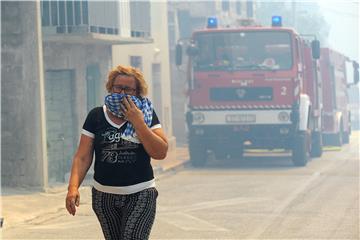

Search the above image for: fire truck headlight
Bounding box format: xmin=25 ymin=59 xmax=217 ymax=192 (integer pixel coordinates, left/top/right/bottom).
xmin=193 ymin=112 xmax=205 ymax=124
xmin=278 ymin=111 xmax=290 ymax=122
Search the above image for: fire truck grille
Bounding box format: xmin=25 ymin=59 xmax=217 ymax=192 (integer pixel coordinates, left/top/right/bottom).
xmin=210 ymin=87 xmax=273 ymax=101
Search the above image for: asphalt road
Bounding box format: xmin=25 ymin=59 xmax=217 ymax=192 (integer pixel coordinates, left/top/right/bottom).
xmin=2 ymin=134 xmax=359 ymax=240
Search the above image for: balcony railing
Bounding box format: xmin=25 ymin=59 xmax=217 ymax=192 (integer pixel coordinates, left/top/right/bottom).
xmin=42 ymin=25 xmax=152 ymax=45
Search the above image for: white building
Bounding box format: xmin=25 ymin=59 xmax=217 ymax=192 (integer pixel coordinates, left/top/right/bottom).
xmin=1 ymin=1 xmax=175 ymax=188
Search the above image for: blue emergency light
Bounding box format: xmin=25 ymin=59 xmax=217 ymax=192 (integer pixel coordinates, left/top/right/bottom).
xmin=272 ymin=16 xmax=282 ymax=27
xmin=207 ymin=17 xmax=218 ymax=28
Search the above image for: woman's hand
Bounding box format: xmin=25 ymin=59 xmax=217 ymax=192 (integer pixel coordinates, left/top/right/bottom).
xmin=120 ymin=95 xmax=168 ymax=159
xmin=120 ymin=96 xmax=145 ymax=127
xmin=66 ymin=187 xmax=80 ymax=216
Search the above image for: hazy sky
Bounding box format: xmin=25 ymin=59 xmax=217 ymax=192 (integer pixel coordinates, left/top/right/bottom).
xmin=261 ymin=0 xmax=358 ymax=60
xmin=317 ymin=0 xmax=359 ymax=61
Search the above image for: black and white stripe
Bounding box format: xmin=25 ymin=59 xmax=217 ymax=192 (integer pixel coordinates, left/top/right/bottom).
xmin=92 ymin=187 xmax=158 ymax=240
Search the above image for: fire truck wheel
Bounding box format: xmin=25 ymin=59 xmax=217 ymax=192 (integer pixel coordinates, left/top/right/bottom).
xmin=292 ymin=132 xmax=309 ymax=167
xmin=310 ymin=131 xmax=323 ymax=158
xmin=189 ymin=144 xmax=207 ymax=167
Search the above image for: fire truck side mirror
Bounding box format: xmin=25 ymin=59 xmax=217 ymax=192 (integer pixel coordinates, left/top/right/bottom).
xmin=175 ymin=43 xmax=183 ymax=66
xmin=311 ymin=40 xmax=320 ymax=59
xmin=353 ymin=61 xmax=359 ymax=85
xmin=186 ymin=44 xmax=199 ymax=57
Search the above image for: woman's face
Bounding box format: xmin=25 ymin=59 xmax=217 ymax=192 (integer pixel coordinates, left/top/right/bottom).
xmin=111 ymin=75 xmax=137 ymax=96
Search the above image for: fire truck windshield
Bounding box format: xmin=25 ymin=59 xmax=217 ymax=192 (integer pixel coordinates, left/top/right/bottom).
xmin=193 ymin=31 xmax=293 ymax=71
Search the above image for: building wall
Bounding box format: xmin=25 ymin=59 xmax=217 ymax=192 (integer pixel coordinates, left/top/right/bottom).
xmin=42 ymin=43 xmax=112 ymax=183
xmin=215 ymin=0 xmax=256 ymax=26
xmin=41 ymin=1 xmax=128 ymax=36
xmin=150 ymin=2 xmax=173 ymax=139
xmin=1 ymin=1 xmax=151 ymax=188
xmin=167 ymin=3 xmax=188 ymax=145
xmin=43 ymin=43 xmax=112 ymax=132
xmin=1 ymin=1 xmax=46 ymax=187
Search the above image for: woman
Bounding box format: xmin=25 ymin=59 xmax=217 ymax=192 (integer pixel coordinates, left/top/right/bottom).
xmin=65 ymin=65 xmax=168 ymax=239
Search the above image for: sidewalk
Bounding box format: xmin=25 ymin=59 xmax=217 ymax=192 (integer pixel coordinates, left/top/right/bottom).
xmin=0 ymin=146 xmax=189 ymax=230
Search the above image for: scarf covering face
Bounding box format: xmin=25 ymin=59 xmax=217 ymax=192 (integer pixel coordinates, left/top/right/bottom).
xmin=104 ymin=93 xmax=153 ymax=143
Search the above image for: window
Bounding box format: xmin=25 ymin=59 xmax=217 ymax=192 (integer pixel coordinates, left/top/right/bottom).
xmin=66 ymin=1 xmax=74 ymax=26
xmin=42 ymin=1 xmax=50 ymax=26
xmin=246 ymin=1 xmax=253 ymax=18
xmin=177 ymin=10 xmax=191 ymax=39
xmin=168 ymin=11 xmax=175 ymax=24
xmin=236 ymin=1 xmax=242 ymax=15
xmin=99 ymin=27 xmax=106 ymax=34
xmin=295 ymin=38 xmax=300 ymax=61
xmin=130 ymin=56 xmax=143 ymax=71
xmin=59 ymin=1 xmax=66 ymax=25
xmin=82 ymin=0 xmax=88 ymax=24
xmin=168 ymin=25 xmax=176 ymax=50
xmin=130 ymin=1 xmax=151 ymax=38
xmin=50 ymin=1 xmax=58 ymax=26
xmin=74 ymin=1 xmax=81 ymax=25
xmin=193 ymin=31 xmax=293 ymax=71
xmin=90 ymin=26 xmax=97 ymax=33
xmin=222 ymin=0 xmax=230 ymax=11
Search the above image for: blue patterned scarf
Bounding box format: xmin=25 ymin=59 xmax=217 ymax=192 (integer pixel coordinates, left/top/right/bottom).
xmin=104 ymin=93 xmax=153 ymax=143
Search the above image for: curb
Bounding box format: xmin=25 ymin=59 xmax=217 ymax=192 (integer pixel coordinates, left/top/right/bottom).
xmin=153 ymin=158 xmax=189 ymax=176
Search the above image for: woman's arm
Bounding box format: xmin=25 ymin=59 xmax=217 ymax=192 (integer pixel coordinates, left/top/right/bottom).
xmin=66 ymin=135 xmax=94 ymax=215
xmin=134 ymin=123 xmax=168 ymax=159
xmin=122 ymin=96 xmax=168 ymax=159
xmin=68 ymin=135 xmax=94 ymax=189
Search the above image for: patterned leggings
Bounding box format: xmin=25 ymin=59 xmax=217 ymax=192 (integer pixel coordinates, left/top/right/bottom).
xmin=92 ymin=187 xmax=158 ymax=240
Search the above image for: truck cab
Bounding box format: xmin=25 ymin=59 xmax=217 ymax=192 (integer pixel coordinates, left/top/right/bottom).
xmin=177 ymin=17 xmax=322 ymax=167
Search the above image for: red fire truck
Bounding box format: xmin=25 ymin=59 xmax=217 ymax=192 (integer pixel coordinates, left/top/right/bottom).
xmin=175 ymin=17 xmax=356 ymax=167
xmin=320 ymin=48 xmax=359 ymax=146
